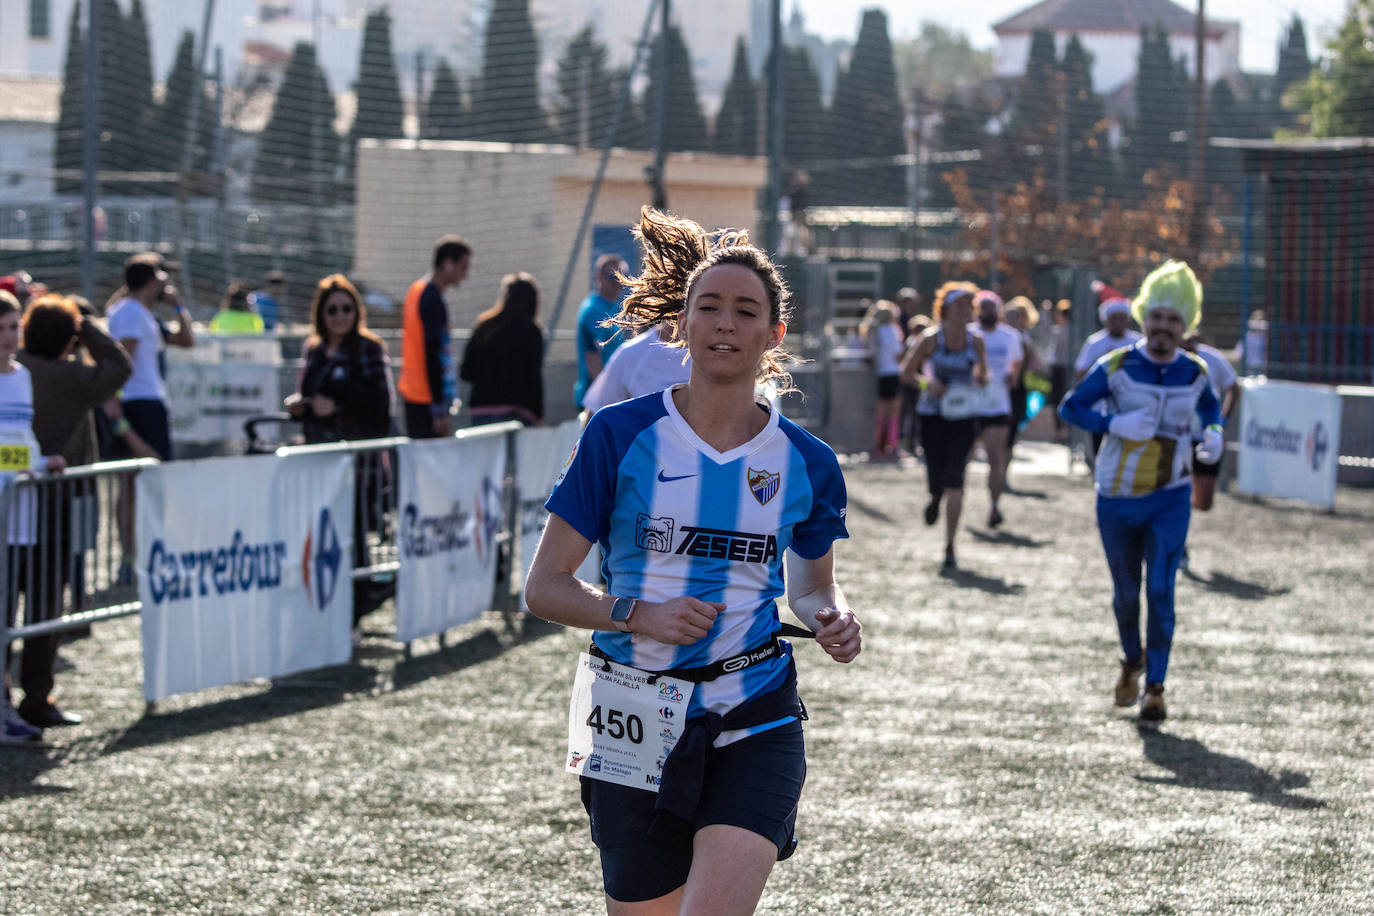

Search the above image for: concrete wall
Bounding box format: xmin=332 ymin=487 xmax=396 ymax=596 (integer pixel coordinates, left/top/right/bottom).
xmin=355 ymin=140 xmax=766 ymax=333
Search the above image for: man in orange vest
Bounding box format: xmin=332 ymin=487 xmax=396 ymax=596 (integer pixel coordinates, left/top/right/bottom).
xmin=398 ymin=235 xmax=471 ymax=437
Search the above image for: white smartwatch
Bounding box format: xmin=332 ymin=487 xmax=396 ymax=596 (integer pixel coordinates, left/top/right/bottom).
xmin=609 ymin=596 xmax=637 ymax=633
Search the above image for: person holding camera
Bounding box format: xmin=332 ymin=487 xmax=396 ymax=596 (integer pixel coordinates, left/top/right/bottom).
xmin=105 ymin=254 xmax=194 ymax=461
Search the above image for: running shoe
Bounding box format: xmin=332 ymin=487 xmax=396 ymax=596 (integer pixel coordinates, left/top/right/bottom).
xmin=1114 ymin=657 xmax=1145 ymax=707
xmin=2 ymin=699 xmax=43 ymax=743
xmin=988 ymin=506 xmax=1004 ymax=528
xmin=942 ymin=546 xmax=956 ymax=571
xmin=924 ymin=499 xmax=940 ymax=526
xmin=1140 ymin=683 xmax=1167 ymax=722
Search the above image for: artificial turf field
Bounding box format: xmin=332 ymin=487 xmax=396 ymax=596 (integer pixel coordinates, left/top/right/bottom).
xmin=4 ymin=448 xmax=1373 ymax=914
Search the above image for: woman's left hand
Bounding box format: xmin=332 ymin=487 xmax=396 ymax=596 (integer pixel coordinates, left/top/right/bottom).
xmin=311 ymin=394 xmax=337 ymax=417
xmin=44 ymin=455 xmax=68 ymax=474
xmin=812 ymin=607 xmax=861 ymax=663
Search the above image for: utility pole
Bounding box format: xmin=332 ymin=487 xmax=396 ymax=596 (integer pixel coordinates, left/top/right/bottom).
xmin=1056 ymin=70 xmax=1069 ymax=207
xmin=80 ymin=0 xmax=101 ymax=303
xmin=1189 ymin=0 xmax=1209 ymax=263
xmin=764 ymin=0 xmax=783 ymax=254
xmin=650 ymin=0 xmax=670 ymax=211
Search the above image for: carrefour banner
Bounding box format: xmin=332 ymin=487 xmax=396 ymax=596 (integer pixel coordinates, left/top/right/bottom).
xmin=515 ymin=421 xmax=587 ymax=601
xmin=395 ymin=432 xmax=507 ymax=643
xmin=1237 ymin=379 xmax=1341 ymax=509
xmin=137 ymin=451 xmax=354 ymax=701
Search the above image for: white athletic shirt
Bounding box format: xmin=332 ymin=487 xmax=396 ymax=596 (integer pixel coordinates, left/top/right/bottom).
xmin=0 ymin=363 xmax=43 ymax=543
xmin=546 ymin=387 xmax=847 ymax=742
xmin=107 ymin=297 xmax=166 ymax=401
xmin=582 ymin=327 xmax=691 ymax=414
xmin=1074 ymin=329 xmax=1142 ymax=373
xmin=873 ymin=323 xmax=905 ymax=377
xmin=970 ymin=322 xmax=1023 ymax=417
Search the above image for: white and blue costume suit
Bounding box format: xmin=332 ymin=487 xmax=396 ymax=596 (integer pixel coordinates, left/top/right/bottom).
xmin=546 ymin=387 xmax=847 ymax=740
xmin=1059 ymin=343 xmax=1220 ymax=685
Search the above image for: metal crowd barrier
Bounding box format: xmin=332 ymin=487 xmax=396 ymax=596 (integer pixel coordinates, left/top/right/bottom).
xmin=1 ymin=422 xmax=529 ymax=670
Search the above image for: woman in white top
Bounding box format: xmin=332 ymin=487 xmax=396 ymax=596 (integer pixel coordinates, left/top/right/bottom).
xmin=860 ymin=299 xmax=907 ymax=459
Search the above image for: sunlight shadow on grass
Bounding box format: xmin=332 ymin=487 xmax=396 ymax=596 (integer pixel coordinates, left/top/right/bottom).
xmin=1181 ymin=569 xmax=1293 ymax=601
xmin=967 ymin=528 xmax=1053 ymax=549
xmin=938 ymin=565 xmax=1026 ymax=595
xmin=1135 ymin=726 xmax=1325 ymax=809
xmin=0 ymin=746 xmax=71 ymax=800
xmin=846 ymin=493 xmax=898 ymax=525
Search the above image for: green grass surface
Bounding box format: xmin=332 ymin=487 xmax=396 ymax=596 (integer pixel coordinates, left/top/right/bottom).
xmin=4 ymin=460 xmax=1373 ymax=914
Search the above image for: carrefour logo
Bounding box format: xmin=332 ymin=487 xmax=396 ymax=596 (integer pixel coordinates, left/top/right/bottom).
xmin=145 ymin=507 xmax=341 ymax=609
xmin=400 ymin=477 xmax=503 ymax=564
xmin=1306 ymin=421 xmax=1329 ymax=472
xmin=301 ymin=506 xmax=343 ymax=611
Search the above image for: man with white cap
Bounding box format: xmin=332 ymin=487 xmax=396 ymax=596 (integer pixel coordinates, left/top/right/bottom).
xmin=1058 ymin=262 xmax=1223 ymax=722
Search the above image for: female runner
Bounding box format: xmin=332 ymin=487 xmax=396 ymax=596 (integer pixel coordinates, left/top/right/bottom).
xmin=526 ymin=207 xmax=862 ymax=915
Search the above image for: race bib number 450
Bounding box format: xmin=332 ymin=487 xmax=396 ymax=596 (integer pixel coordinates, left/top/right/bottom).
xmin=565 ymin=652 xmax=695 ymax=793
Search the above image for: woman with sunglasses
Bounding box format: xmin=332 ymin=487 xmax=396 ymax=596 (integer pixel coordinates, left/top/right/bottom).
xmin=285 ymin=274 xmax=393 ymax=444
xmin=526 ymin=207 xmax=862 ymax=915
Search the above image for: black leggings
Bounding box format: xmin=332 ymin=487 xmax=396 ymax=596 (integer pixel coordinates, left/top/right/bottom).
xmin=919 ymin=414 xmax=978 ymax=498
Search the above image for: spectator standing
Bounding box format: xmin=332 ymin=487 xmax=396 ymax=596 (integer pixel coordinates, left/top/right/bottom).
xmin=208 ymin=282 xmax=265 ymax=335
xmin=105 ymin=256 xmax=194 ymax=461
xmin=248 ymin=270 xmax=286 ymax=331
xmin=0 ymin=292 xmax=69 ymax=742
xmin=399 ymin=236 xmax=470 ymax=438
xmin=286 ymin=275 xmax=395 ymax=632
xmin=1045 ymin=300 xmax=1073 ymax=439
xmin=969 ymin=291 xmax=1023 ymax=528
xmin=573 ymin=253 xmax=628 ymax=409
xmin=286 ymin=275 xmax=393 ymax=443
xmin=459 ymin=272 xmax=545 ymax=427
xmin=1004 ymin=296 xmax=1044 ymax=457
xmin=1237 ymin=309 xmax=1268 ymax=376
xmin=12 ymin=294 xmax=131 ymax=730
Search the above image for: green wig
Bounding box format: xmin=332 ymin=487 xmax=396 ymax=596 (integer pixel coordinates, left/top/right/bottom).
xmin=1131 ymin=261 xmax=1202 ymax=333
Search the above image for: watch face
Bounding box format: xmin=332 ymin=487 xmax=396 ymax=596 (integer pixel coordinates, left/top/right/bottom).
xmin=611 ymin=596 xmax=634 ymax=621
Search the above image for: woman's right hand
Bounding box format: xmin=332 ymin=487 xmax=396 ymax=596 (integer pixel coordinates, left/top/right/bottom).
xmin=283 ymin=393 xmax=305 ymax=417
xmin=926 ymin=377 xmax=947 ymax=400
xmin=632 ymin=597 xmax=724 ymax=644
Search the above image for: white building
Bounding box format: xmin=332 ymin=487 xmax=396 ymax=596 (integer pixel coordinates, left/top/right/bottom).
xmin=992 ymin=0 xmax=1240 ymax=95
xmin=0 ymin=75 xmax=61 ymax=201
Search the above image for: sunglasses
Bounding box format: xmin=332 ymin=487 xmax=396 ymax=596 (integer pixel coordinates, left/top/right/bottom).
xmin=324 ymin=304 xmax=355 ymax=316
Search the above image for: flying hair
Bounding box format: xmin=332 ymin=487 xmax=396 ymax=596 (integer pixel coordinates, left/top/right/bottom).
xmin=614 ymin=206 xmax=795 ymax=389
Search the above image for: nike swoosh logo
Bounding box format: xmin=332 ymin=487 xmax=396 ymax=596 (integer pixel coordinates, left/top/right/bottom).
xmin=657 ymin=470 xmax=696 ymax=483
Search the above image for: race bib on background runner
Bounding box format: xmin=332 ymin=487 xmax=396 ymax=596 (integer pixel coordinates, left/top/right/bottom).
xmin=566 ymin=652 xmax=695 ymax=793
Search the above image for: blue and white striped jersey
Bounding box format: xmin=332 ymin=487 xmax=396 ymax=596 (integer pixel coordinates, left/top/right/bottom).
xmin=547 ymin=387 xmax=848 ymax=727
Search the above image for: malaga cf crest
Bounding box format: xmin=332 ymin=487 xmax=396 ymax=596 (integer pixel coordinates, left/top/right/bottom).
xmin=748 ymin=468 xmax=780 ymax=505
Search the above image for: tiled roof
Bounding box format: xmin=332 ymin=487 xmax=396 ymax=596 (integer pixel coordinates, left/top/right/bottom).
xmin=994 ymin=0 xmax=1199 ymax=34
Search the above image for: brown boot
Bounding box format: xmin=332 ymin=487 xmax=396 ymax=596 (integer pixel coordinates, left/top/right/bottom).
xmin=1114 ymin=658 xmax=1145 ymax=707
xmin=1140 ymin=682 xmax=1167 ymax=722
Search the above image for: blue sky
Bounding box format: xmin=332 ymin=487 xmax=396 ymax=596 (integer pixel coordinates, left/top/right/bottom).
xmin=792 ymin=0 xmax=1352 ymax=73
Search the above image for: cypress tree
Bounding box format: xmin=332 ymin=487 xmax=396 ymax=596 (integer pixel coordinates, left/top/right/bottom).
xmin=1005 ymin=27 xmax=1059 ymax=188
xmin=94 ymin=0 xmax=126 ymax=192
xmin=352 ymin=7 xmax=405 ymax=144
xmin=1130 ymin=26 xmax=1190 ymax=182
xmin=641 ymin=23 xmax=710 ymax=153
xmin=1061 ymin=33 xmax=1108 ymax=194
xmin=470 ymin=0 xmax=547 ymax=143
xmin=54 ymin=2 xmax=84 ymax=196
xmin=779 ymin=46 xmax=824 ymax=170
xmin=821 ymin=9 xmax=905 ymax=204
xmin=424 ymin=56 xmax=465 ymax=140
xmin=1273 ymin=15 xmax=1311 ymax=127
xmin=551 ymin=26 xmax=611 ymax=147
xmin=713 ymin=37 xmax=759 ymax=156
xmin=153 ymin=31 xmax=216 ymax=189
xmin=253 ymin=42 xmax=338 ymax=204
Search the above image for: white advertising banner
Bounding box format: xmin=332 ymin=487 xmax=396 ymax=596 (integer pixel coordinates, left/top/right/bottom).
xmin=515 ymin=420 xmax=589 ymax=598
xmin=166 ymin=336 xmax=282 ymax=445
xmin=1237 ymin=379 xmax=1342 ymax=509
xmin=137 ymin=451 xmax=354 ymax=701
xmin=395 ymin=432 xmax=507 ymax=643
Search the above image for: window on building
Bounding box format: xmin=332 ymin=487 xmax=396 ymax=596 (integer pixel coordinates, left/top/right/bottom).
xmin=30 ymin=0 xmax=51 ymax=39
